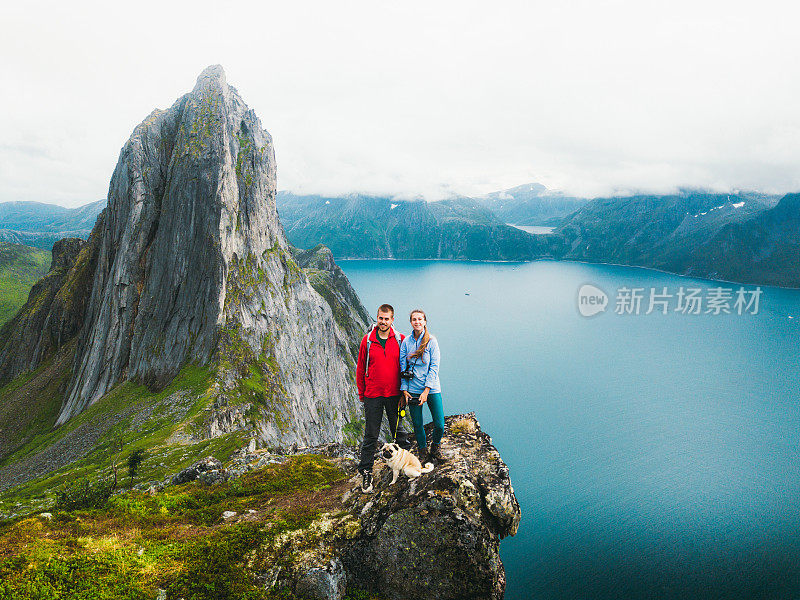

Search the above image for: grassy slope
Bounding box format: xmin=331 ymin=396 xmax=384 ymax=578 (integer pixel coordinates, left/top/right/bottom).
xmin=0 ymin=313 xmax=369 ymax=599
xmin=0 ymin=341 xmax=76 ymax=463
xmin=0 ymin=358 xmax=366 ymax=598
xmin=0 ymin=365 xmax=242 ymax=499
xmin=0 ymin=243 xmax=50 ymax=326
xmin=0 ymin=454 xmax=358 ymax=600
xmin=1 ymin=367 xmax=260 ymax=520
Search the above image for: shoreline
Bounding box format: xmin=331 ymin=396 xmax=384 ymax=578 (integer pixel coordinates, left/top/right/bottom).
xmin=335 ymin=257 xmax=800 ymax=291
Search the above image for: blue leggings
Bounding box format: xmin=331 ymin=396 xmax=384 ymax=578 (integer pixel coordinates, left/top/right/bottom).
xmin=408 ymin=392 xmax=445 ymax=448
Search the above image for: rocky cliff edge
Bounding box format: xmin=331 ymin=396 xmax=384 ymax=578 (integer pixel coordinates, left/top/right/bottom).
xmin=243 ymin=413 xmax=521 ymax=600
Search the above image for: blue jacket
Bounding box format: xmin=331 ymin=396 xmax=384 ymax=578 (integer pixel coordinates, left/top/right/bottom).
xmin=399 ymin=330 xmax=441 ymax=394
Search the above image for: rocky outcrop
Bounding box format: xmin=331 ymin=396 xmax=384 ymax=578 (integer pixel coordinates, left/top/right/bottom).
xmin=0 ymin=227 xmax=102 ymax=381
xmin=342 ymin=413 xmax=520 ymax=600
xmin=250 ymin=413 xmax=521 ymax=600
xmin=171 ymin=456 xmax=228 ymax=485
xmin=292 ymin=244 xmax=370 ymax=357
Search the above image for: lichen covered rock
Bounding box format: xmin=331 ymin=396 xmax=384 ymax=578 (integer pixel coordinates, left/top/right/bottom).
xmin=171 ymin=455 xmax=227 ymax=485
xmin=342 ymin=413 xmax=520 ymax=600
xmin=250 ymin=414 xmax=521 ymax=600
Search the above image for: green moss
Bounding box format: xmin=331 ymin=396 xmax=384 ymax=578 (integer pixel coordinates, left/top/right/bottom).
xmin=224 ymin=253 xmax=271 ymax=312
xmin=217 ymin=257 xmax=290 ymax=431
xmin=235 ymin=129 xmax=258 ymax=198
xmin=180 ymin=90 xmax=221 ymax=160
xmin=305 ymin=268 xmax=352 ymax=334
xmin=0 ymin=551 xmax=152 ymax=599
xmin=343 ymin=590 xmax=388 ymax=600
xmin=342 ymin=419 xmax=364 ymax=447
xmin=229 ymin=455 xmax=344 ymax=497
xmin=169 ymin=523 xmax=269 ymax=599
xmin=215 ymin=330 xmax=288 ymax=432
xmin=235 ymin=131 xmax=252 ymax=177
xmin=275 ymin=249 xmax=304 ymax=299
xmin=52 ymin=231 xmax=98 ymax=317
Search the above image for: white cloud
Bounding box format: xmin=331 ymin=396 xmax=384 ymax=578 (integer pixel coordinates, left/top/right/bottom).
xmin=2 ymin=0 xmax=799 ymax=207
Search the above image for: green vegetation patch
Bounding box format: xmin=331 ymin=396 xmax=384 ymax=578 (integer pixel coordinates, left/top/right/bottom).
xmin=0 ymin=455 xmax=347 ymax=600
xmin=0 ymin=364 xmax=221 ymax=503
xmin=0 ymin=341 xmax=76 ymax=465
xmin=0 ymin=242 xmax=50 ymax=326
xmin=343 ymin=419 xmax=364 ymax=447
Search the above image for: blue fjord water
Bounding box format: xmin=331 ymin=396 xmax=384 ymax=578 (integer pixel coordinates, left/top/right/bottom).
xmin=339 ymin=259 xmax=800 ymax=600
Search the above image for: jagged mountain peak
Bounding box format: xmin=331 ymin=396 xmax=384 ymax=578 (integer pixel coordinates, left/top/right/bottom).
xmin=0 ymin=67 xmax=368 ymax=452
xmin=195 ymin=64 xmax=227 ymax=89
xmin=57 ymin=65 xmax=284 ymax=423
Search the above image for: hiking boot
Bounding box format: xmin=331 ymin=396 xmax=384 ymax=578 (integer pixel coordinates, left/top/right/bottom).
xmin=359 ymin=469 xmax=373 ymax=493
xmin=417 ymin=447 xmax=429 ymax=465
xmin=429 ymin=443 xmax=445 ymax=462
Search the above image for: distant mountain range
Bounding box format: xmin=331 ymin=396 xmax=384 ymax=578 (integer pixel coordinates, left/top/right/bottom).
xmin=477 ymin=183 xmax=589 ymax=225
xmin=554 ymin=190 xmax=800 ymax=286
xmin=0 ymin=200 xmax=105 ymax=249
xmin=278 ymin=187 xmax=798 ymax=287
xmin=556 ymin=190 xmax=771 ymax=265
xmin=675 ymin=193 xmax=800 ymax=287
xmin=3 ymin=185 xmax=798 ymax=287
xmin=277 ymin=192 xmax=554 ymax=260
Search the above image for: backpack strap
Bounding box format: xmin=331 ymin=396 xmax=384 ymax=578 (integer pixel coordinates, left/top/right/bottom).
xmin=364 ymin=325 xmax=400 ymax=378
xmin=364 ymin=325 xmax=375 ymax=378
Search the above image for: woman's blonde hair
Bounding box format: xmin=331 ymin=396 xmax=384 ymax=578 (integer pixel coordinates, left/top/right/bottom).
xmin=408 ymin=309 xmax=431 ymax=361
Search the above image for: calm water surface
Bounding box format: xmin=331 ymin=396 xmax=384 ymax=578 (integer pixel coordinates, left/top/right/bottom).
xmin=339 ymin=259 xmax=800 ymax=600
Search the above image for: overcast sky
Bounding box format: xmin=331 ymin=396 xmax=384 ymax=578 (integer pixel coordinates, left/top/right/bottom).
xmin=2 ymin=0 xmax=799 ymax=207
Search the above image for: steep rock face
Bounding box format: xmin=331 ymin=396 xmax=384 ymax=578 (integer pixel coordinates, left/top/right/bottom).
xmin=40 ymin=65 xmax=370 ymax=446
xmin=291 ymin=244 xmax=370 ymax=358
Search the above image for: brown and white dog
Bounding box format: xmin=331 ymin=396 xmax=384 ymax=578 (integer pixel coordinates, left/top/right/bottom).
xmin=381 ymin=442 xmax=434 ymax=484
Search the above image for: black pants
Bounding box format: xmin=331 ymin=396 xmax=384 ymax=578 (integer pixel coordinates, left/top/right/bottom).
xmin=358 ymin=395 xmax=411 ymax=471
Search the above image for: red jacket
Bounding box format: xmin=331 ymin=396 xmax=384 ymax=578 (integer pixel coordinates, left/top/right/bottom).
xmin=356 ymin=327 xmax=405 ymax=400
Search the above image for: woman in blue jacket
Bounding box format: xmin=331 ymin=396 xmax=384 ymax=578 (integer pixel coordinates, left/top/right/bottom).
xmin=400 ymin=309 xmax=445 ymax=462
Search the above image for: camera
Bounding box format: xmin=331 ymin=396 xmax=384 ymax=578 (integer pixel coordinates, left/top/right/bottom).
xmin=400 ymin=369 xmax=414 ymax=380
xmin=406 ymin=394 xmax=421 ymax=406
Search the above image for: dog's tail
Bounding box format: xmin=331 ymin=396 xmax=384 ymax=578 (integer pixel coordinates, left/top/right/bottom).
xmin=421 ymin=462 xmax=434 ymax=473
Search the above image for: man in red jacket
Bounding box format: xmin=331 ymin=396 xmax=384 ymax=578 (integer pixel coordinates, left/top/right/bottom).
xmin=356 ymin=303 xmax=412 ymax=492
